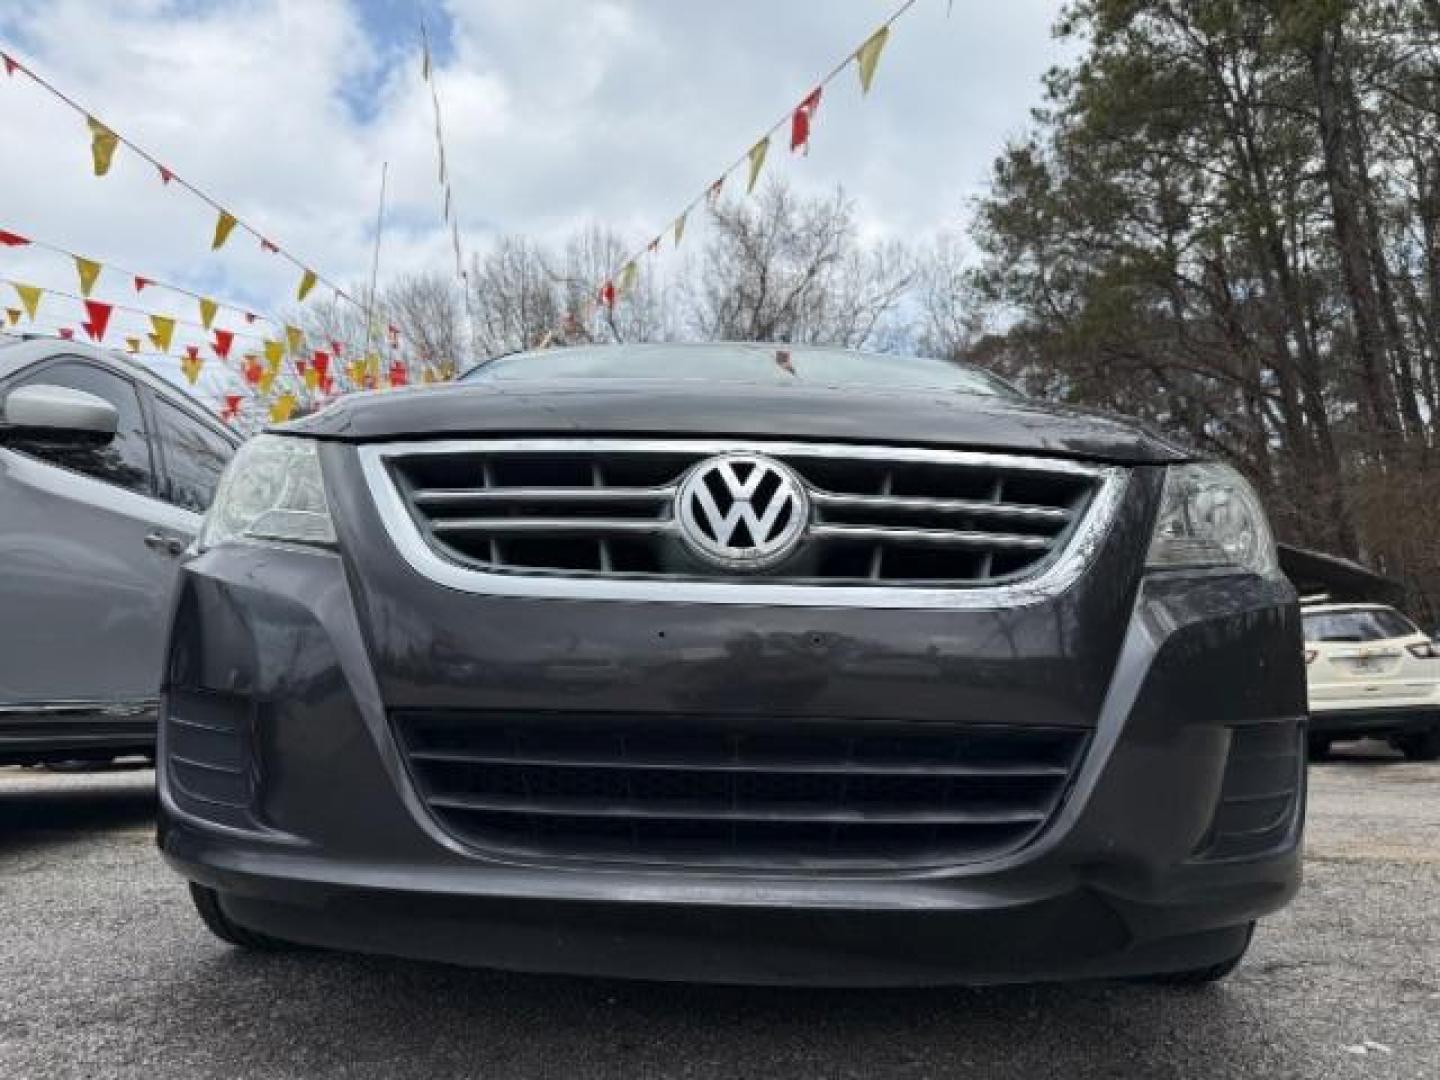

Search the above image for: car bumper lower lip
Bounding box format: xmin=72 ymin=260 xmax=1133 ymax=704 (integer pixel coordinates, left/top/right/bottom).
xmin=160 ymin=811 xmax=1294 ymax=986
xmin=1307 ymin=705 xmax=1440 ymax=737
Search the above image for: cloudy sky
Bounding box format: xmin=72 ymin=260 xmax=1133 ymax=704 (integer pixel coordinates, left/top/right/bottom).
xmin=0 ymin=0 xmax=1067 ymax=382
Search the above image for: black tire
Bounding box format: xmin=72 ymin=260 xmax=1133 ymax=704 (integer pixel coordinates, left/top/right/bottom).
xmin=1307 ymin=735 xmax=1333 ymax=761
xmin=1142 ymin=922 xmax=1255 ymax=987
xmin=188 ymin=884 xmax=297 ymax=952
xmin=1394 ymin=729 xmax=1440 ymax=762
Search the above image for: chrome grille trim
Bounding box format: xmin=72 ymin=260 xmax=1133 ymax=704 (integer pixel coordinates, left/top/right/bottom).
xmin=359 ymin=438 xmax=1129 ymax=610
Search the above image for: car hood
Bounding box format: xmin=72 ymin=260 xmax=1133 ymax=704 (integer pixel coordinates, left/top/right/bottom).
xmin=279 ymin=379 xmax=1191 ymax=465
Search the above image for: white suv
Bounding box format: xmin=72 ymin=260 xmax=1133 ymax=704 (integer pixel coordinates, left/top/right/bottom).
xmin=1303 ymin=603 xmax=1440 ymax=760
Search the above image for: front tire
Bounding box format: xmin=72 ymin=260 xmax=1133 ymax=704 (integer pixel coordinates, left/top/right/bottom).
xmin=188 ymin=884 xmax=297 ymax=952
xmin=1143 ymin=922 xmax=1254 ymax=986
xmin=1394 ymin=729 xmax=1440 ymax=762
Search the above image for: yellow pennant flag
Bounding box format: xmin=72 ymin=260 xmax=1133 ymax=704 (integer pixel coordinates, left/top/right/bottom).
xmin=258 ymin=366 xmax=277 ymax=395
xmin=673 ymin=212 xmax=687 ymax=248
xmin=746 ymin=136 xmax=770 ymax=194
xmin=365 ymin=354 xmax=380 ymax=379
xmin=13 ymin=282 xmax=42 ymax=320
xmin=618 ymin=261 xmax=638 ymax=296
xmin=297 ymin=269 xmax=317 ymax=302
xmin=5 ymin=307 xmax=21 ymax=326
xmin=303 ymin=366 xmax=320 ymax=390
xmin=180 ymin=354 xmax=204 ymax=385
xmin=74 ymin=257 xmax=102 ymax=297
xmin=198 ymin=298 xmax=218 ymax=330
xmin=125 ymin=336 xmax=140 ymax=354
xmin=87 ymin=116 xmax=119 ymax=176
xmin=263 ymin=339 xmax=284 ymax=368
xmin=855 ymin=26 xmax=890 ymax=94
xmin=285 ymin=325 xmax=305 ymax=356
xmin=212 ymin=211 xmax=238 ymax=250
xmin=149 ymin=314 xmax=175 ymax=353
xmin=270 ymin=391 xmax=298 ymax=424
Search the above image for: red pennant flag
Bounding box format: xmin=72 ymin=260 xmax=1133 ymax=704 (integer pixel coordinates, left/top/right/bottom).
xmin=133 ymin=275 xmax=151 ymax=292
xmin=790 ymin=87 xmax=822 ymax=153
xmin=58 ymin=328 xmax=75 ymax=340
xmin=599 ymin=281 xmax=616 ymax=309
xmin=185 ymin=344 xmax=200 ymax=361
xmin=311 ymin=350 xmax=331 ymax=379
xmin=157 ymin=164 xmax=175 ymax=185
xmin=389 ymin=361 xmax=408 ymax=387
xmin=260 ymin=238 xmax=279 ymax=254
xmin=319 ymin=372 xmax=335 ymax=395
xmin=82 ymin=299 xmax=113 ymax=342
xmin=0 ymin=229 xmax=30 ymax=247
xmin=293 ymin=357 xmax=308 ymax=377
xmin=242 ymin=357 xmax=263 ymax=386
xmin=2 ymin=53 xmax=18 ymax=77
xmin=211 ymin=329 xmax=234 ymax=360
xmin=220 ymin=393 xmax=243 ymax=422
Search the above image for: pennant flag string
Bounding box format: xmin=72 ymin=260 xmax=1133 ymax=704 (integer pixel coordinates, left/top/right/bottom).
xmin=574 ymin=0 xmax=919 ymax=336
xmin=0 ymin=225 xmax=379 ymax=361
xmin=0 ymin=48 xmax=362 ymax=312
xmin=417 ymin=15 xmax=468 ymax=300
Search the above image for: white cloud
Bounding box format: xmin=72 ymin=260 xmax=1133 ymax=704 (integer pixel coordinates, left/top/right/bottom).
xmin=0 ymin=0 xmax=1068 ymax=391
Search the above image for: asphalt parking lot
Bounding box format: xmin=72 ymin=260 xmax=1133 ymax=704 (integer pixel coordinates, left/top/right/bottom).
xmin=1 ymin=744 xmax=1435 ymax=1080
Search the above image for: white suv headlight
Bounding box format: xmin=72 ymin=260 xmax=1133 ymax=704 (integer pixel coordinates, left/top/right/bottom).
xmin=1145 ymin=463 xmax=1278 ymax=577
xmin=197 ymin=434 xmax=336 ymax=551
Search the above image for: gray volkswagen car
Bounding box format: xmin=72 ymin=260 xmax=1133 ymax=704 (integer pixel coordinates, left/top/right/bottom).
xmin=0 ymin=337 xmax=239 ymax=765
xmin=159 ymin=343 xmax=1305 ymax=986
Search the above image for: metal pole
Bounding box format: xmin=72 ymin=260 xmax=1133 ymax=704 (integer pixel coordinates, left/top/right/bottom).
xmin=362 ymin=161 xmax=389 ymax=373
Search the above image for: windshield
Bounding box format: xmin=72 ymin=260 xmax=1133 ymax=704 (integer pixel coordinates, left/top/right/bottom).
xmin=1302 ymin=608 xmax=1420 ymax=643
xmin=460 ymin=344 xmax=1019 ymax=396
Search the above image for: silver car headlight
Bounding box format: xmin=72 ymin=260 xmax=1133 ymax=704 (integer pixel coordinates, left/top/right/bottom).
xmin=1145 ymin=463 xmax=1278 ymax=577
xmin=197 ymin=434 xmax=335 ymax=551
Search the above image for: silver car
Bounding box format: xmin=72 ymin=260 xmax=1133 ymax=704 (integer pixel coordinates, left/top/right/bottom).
xmin=0 ymin=337 xmax=240 ymax=765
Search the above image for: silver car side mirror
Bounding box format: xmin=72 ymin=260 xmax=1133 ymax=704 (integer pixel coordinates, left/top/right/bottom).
xmin=0 ymin=384 xmax=119 ymax=444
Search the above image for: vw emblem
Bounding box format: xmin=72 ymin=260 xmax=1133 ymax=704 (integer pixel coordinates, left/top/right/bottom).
xmin=675 ymin=454 xmax=810 ymax=571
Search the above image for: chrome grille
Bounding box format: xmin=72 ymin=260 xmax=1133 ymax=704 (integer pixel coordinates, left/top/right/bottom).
xmin=368 ymin=439 xmax=1117 ymax=589
xmin=392 ymin=710 xmax=1091 ymax=871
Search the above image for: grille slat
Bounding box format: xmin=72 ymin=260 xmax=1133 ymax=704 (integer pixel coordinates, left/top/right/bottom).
xmin=432 ymin=518 xmax=675 ymax=536
xmin=426 ymin=792 xmax=1051 ymax=827
xmin=809 ymin=524 xmax=1054 ymax=551
xmin=393 ymin=711 xmax=1090 ymax=871
xmin=382 ymin=440 xmax=1109 ymax=586
xmin=413 ymin=486 xmax=675 ymax=507
xmin=811 ymin=491 xmax=1071 ymax=523
xmin=407 ymin=747 xmax=1072 ymax=778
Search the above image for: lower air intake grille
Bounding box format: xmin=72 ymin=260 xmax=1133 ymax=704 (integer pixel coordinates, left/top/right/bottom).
xmin=392 ymin=711 xmax=1090 ymax=871
xmin=163 ymin=688 xmax=256 ymax=830
xmin=1196 ymin=721 xmax=1304 ymax=861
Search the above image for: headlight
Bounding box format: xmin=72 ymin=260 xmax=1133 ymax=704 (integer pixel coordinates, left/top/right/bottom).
xmin=197 ymin=434 xmax=335 ymax=551
xmin=1145 ymin=463 xmax=1278 ymax=576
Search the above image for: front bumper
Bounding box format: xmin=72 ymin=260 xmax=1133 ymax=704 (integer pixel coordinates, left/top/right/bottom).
xmin=157 ymin=460 xmax=1306 ymax=986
